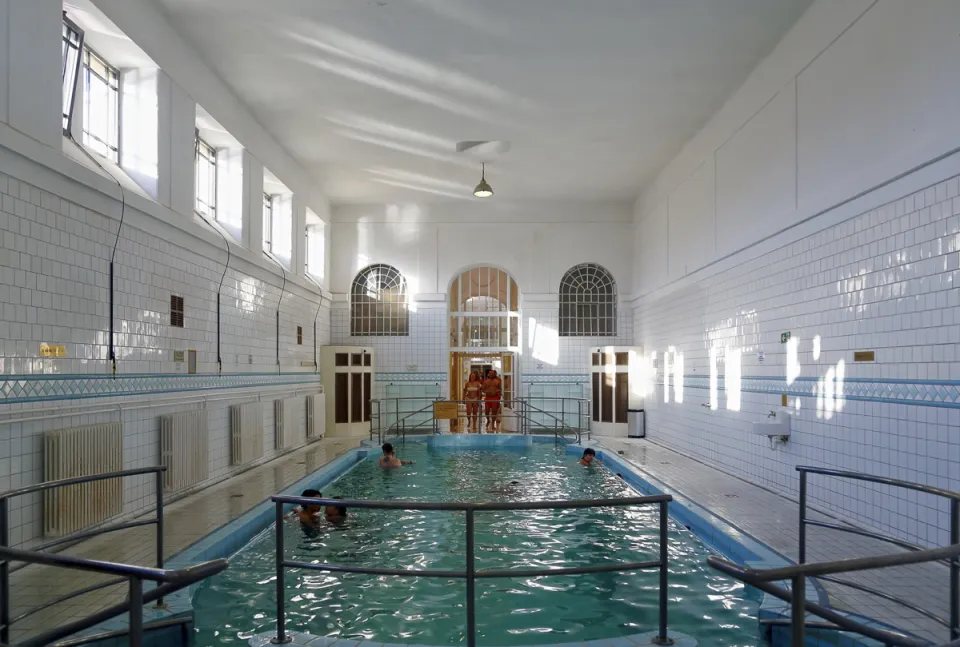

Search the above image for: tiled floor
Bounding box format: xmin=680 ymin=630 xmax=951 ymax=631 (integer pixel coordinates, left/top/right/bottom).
xmin=592 ymin=437 xmax=951 ymax=645
xmin=6 ymin=436 xmax=362 ymax=644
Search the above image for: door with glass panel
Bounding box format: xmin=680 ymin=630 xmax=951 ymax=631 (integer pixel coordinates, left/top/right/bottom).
xmin=590 ymin=347 xmax=643 ymax=437
xmin=320 ymin=346 xmax=374 ymax=438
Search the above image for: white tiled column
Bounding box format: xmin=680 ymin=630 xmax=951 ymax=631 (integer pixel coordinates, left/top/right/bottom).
xmin=292 ymin=194 xmax=306 ymax=277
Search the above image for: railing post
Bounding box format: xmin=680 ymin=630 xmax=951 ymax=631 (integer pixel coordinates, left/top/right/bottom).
xmin=951 ymin=498 xmax=959 ymax=641
xmin=798 ymin=470 xmax=807 ymax=565
xmin=273 ymin=502 xmax=290 ymax=644
xmin=561 ymin=399 xmax=566 ymax=433
xmin=129 ymin=577 xmax=143 ymax=647
xmin=465 ymin=508 xmax=476 ymax=647
xmin=0 ymin=498 xmax=9 ymax=645
xmin=791 ymin=575 xmax=806 ymax=647
xmin=654 ymin=499 xmax=672 ymax=645
xmin=155 ymin=470 xmax=165 ymax=607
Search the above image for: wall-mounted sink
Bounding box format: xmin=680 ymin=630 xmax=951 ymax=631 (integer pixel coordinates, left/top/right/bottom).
xmin=751 ymin=409 xmax=791 ymax=439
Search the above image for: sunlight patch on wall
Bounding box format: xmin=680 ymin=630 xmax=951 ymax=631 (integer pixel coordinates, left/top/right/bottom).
xmin=725 ymin=347 xmax=742 ymax=412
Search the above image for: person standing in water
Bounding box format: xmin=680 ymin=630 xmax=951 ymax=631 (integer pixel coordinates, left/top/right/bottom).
xmin=463 ymin=371 xmax=483 ymax=432
xmin=579 ymin=448 xmax=598 ymax=466
xmin=379 ymin=442 xmax=414 ymax=469
xmin=482 ymin=369 xmax=503 ymax=432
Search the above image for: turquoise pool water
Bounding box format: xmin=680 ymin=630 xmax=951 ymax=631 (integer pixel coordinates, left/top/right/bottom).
xmin=193 ymin=444 xmax=760 ymax=647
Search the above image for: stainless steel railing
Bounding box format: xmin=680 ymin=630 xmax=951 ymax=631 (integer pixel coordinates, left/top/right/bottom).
xmin=270 ymin=494 xmax=676 ymax=647
xmin=708 ymin=466 xmax=960 ymax=647
xmin=369 ymin=397 xmax=590 ymax=445
xmin=0 ymin=466 xmax=228 ymax=647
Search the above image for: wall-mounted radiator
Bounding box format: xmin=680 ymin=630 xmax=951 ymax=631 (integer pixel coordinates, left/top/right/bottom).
xmin=43 ymin=422 xmax=124 ymax=537
xmin=306 ymin=393 xmax=325 ymax=441
xmin=230 ymin=402 xmax=264 ymax=466
xmin=274 ymin=398 xmax=300 ymax=450
xmin=160 ymin=410 xmax=208 ymax=493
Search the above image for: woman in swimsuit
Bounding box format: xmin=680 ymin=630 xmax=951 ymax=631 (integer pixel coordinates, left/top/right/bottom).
xmin=463 ymin=371 xmax=482 ymax=432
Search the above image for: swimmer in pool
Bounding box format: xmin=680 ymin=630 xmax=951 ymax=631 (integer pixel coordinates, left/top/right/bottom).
xmin=289 ymin=488 xmax=323 ymax=527
xmin=485 ymin=480 xmax=520 ymax=494
xmin=579 ymin=448 xmax=598 ymax=466
xmin=325 ymin=497 xmax=348 ymax=524
xmin=379 ymin=442 xmax=414 ymax=469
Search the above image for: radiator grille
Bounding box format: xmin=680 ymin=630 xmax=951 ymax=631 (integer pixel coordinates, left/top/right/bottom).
xmin=230 ymin=402 xmax=264 ymax=466
xmin=274 ymin=398 xmax=300 ymax=450
xmin=160 ymin=410 xmax=208 ymax=492
xmin=43 ymin=422 xmax=124 ymax=537
xmin=306 ymin=393 xmax=325 ymax=441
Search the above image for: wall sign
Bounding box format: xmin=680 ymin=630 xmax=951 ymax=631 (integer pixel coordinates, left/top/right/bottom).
xmin=173 ymin=350 xmax=185 ymax=363
xmin=780 ymin=332 xmax=791 ymax=344
xmin=187 ymin=349 xmax=197 ymax=374
xmin=757 ymin=351 xmax=765 ymax=363
xmin=854 ymin=350 xmax=876 ymax=362
xmin=433 ymin=401 xmax=458 ymax=420
xmin=40 ymin=343 xmax=66 ymax=357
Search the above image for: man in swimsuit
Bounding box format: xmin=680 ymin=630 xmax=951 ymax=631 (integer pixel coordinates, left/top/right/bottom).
xmin=289 ymin=488 xmax=323 ymax=527
xmin=579 ymin=448 xmax=598 ymax=466
xmin=482 ymin=369 xmax=503 ymax=432
xmin=378 ymin=442 xmax=414 ymax=469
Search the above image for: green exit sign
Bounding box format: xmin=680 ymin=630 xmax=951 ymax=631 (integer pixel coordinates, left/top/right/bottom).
xmin=780 ymin=331 xmax=791 ymax=344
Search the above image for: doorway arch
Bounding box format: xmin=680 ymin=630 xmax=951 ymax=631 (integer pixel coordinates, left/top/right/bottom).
xmin=447 ymin=266 xmax=521 ymax=431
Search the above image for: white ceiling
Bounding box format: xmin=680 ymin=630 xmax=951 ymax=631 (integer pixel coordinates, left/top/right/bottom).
xmin=152 ymin=0 xmax=813 ymax=204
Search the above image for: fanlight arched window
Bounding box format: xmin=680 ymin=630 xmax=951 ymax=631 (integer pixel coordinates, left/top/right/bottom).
xmin=448 ymin=266 xmax=520 ymax=348
xmin=350 ymin=264 xmax=408 ymax=336
xmin=559 ymin=263 xmax=617 ymax=336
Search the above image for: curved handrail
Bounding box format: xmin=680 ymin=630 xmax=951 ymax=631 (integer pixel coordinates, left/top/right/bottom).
xmin=0 ymin=546 xmax=225 ymax=582
xmin=707 ymin=555 xmax=929 ymax=647
xmin=13 ymin=557 xmax=228 ymax=647
xmin=797 ymin=466 xmax=960 ymax=500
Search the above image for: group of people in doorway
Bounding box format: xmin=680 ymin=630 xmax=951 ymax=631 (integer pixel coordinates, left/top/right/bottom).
xmin=462 ymin=369 xmax=504 ymax=432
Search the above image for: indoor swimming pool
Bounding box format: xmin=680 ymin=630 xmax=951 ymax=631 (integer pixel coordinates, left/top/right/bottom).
xmin=191 ymin=443 xmax=761 ymax=647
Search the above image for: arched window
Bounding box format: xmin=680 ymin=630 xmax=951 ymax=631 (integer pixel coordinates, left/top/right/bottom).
xmin=559 ymin=263 xmax=617 ymax=336
xmin=351 ymin=264 xmax=408 ymax=336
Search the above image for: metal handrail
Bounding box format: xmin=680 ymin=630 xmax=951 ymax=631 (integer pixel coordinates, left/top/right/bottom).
xmin=2 ymin=552 xmax=228 ymax=647
xmin=797 ymin=466 xmax=959 ymax=643
xmin=271 ymin=494 xmax=675 ymax=647
xmin=514 ymin=398 xmax=586 ymax=443
xmin=707 ymin=555 xmax=931 ymax=647
xmin=0 ymin=467 xmax=167 ymax=645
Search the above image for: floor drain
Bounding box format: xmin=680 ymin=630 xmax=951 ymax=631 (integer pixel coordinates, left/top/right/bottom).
xmin=230 ymin=494 xmax=244 ymax=498
xmin=723 ymin=494 xmax=739 ymax=498
xmin=659 ymin=461 xmax=671 ymax=465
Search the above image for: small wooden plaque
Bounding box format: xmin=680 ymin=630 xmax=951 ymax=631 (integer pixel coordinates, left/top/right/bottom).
xmin=433 ymin=401 xmax=459 ymax=420
xmin=853 ymin=351 xmax=875 ymax=362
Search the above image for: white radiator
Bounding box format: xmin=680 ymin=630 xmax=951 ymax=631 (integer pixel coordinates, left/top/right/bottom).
xmin=230 ymin=402 xmax=264 ymax=466
xmin=306 ymin=393 xmax=325 ymax=441
xmin=43 ymin=422 xmax=124 ymax=537
xmin=160 ymin=410 xmax=208 ymax=493
xmin=274 ymin=398 xmax=300 ymax=450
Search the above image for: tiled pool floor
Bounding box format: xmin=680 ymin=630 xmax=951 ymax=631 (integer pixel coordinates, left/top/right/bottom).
xmin=6 ymin=436 xmax=362 ymax=644
xmin=593 ymin=437 xmax=950 ymax=644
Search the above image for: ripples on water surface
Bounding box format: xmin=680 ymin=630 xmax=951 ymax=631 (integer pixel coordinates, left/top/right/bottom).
xmin=193 ymin=444 xmax=760 ymax=646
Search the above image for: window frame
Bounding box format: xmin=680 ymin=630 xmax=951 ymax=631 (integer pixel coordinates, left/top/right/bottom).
xmin=558 ymin=263 xmax=618 ymax=337
xmin=262 ymin=193 xmax=274 ymax=253
xmin=350 ymin=264 xmax=409 ymax=337
xmin=61 ymin=15 xmax=84 ymax=136
xmin=81 ymin=46 xmax=121 ymax=162
xmin=195 ymin=133 xmax=218 ymax=218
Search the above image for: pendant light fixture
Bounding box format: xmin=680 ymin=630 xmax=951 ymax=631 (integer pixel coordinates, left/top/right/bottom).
xmin=473 ymin=163 xmax=493 ymax=198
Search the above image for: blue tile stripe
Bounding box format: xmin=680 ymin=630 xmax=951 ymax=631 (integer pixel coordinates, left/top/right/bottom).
xmin=658 ymin=374 xmax=960 ymax=409
xmin=376 ymin=372 xmax=446 ymax=383
xmin=0 ymin=372 xmax=320 ymax=404
xmin=522 ymin=373 xmax=589 ymax=383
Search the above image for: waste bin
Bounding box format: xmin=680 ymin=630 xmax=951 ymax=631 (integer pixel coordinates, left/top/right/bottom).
xmin=627 ymin=408 xmax=645 ymax=438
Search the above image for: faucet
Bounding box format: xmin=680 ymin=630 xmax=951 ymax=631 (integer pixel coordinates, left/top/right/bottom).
xmin=767 ymin=410 xmax=778 ymax=419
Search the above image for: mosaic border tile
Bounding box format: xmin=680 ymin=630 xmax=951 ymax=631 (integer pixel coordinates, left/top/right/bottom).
xmin=375 ymin=372 xmax=447 ymax=383
xmin=0 ymin=372 xmax=321 ymax=405
xmin=521 ymin=373 xmax=589 ymax=384
xmin=659 ymin=375 xmax=960 ymax=409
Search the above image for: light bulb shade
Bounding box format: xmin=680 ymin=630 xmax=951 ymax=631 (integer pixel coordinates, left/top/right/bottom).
xmin=473 ymin=178 xmax=494 ymax=198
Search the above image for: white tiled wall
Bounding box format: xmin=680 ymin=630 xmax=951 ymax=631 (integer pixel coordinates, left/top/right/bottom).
xmin=634 ymin=175 xmax=960 ymax=548
xmin=331 ymin=304 xmax=447 ymax=374
xmin=521 ymin=306 xmax=634 ymax=377
xmin=0 ymin=161 xmax=328 ymax=548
